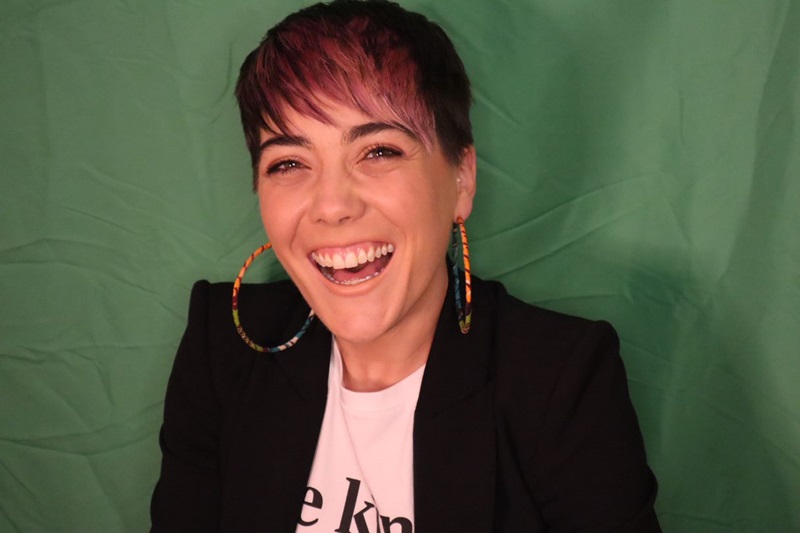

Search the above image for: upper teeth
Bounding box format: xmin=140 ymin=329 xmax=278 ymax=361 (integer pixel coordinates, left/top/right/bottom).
xmin=312 ymin=243 xmax=394 ymax=269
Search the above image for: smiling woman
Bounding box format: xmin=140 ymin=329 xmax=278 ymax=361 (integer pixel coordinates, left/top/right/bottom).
xmin=150 ymin=1 xmax=660 ymax=531
xmin=256 ymin=102 xmax=474 ymax=375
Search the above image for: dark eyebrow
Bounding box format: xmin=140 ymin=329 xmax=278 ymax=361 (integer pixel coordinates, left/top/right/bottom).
xmin=344 ymin=122 xmax=419 ymax=144
xmin=257 ymin=123 xmax=418 ymax=160
xmin=257 ymin=134 xmax=309 ymax=156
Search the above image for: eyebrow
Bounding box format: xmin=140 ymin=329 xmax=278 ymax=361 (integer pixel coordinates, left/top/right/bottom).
xmin=343 ymin=121 xmax=419 ymax=144
xmin=257 ymin=121 xmax=419 ymax=157
xmin=257 ymin=134 xmax=309 ymax=156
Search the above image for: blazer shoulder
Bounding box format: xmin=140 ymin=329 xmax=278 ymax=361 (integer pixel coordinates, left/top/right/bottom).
xmin=197 ymin=278 xmax=300 ymax=316
xmin=177 ymin=278 xmax=316 ymax=385
xmin=190 ymin=278 xmax=311 ymax=347
xmin=478 ymin=277 xmax=616 ymax=355
xmin=479 ymin=276 xmax=623 ymax=416
xmin=479 ymin=279 xmax=658 ymax=530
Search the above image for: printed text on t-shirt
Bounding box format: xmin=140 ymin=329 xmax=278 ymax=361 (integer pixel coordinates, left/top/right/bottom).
xmin=298 ymin=477 xmax=413 ymax=532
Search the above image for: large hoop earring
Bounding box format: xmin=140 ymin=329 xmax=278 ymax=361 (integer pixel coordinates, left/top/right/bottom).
xmin=232 ymin=243 xmax=316 ymax=352
xmin=450 ymin=217 xmax=472 ymax=334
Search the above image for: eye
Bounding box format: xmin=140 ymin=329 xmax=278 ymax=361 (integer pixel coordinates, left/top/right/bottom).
xmin=364 ymin=145 xmax=403 ymax=160
xmin=266 ymin=159 xmax=303 ymax=176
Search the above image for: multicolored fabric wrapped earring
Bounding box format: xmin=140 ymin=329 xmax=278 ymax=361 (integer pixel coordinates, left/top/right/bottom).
xmin=232 ymin=242 xmax=315 ymax=352
xmin=450 ymin=217 xmax=472 ymax=334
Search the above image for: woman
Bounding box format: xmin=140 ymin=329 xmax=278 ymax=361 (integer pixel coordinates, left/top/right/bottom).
xmin=151 ymin=1 xmax=660 ymax=531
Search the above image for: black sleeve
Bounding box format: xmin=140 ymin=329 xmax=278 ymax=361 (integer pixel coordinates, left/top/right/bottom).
xmin=150 ymin=280 xmax=222 ymax=532
xmin=527 ymin=320 xmax=660 ymax=532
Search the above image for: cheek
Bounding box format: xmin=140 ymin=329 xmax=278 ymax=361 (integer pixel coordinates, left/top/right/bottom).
xmin=392 ymin=167 xmax=457 ymax=213
xmin=257 ymin=190 xmax=291 ymax=242
xmin=256 ymin=193 xmax=273 ymax=232
xmin=418 ymin=176 xmax=459 ymax=225
xmin=257 ymin=198 xmax=300 ymax=276
xmin=392 ymin=182 xmax=456 ymax=249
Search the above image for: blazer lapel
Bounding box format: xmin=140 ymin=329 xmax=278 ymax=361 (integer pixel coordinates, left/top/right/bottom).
xmin=223 ymin=293 xmax=332 ymax=532
xmin=414 ymin=276 xmax=497 ymax=532
xmin=228 ymin=276 xmax=497 ymax=531
xmin=265 ymin=316 xmax=332 ymax=531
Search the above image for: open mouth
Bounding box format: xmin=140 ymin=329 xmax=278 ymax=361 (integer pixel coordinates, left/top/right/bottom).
xmin=310 ymin=243 xmax=394 ymax=286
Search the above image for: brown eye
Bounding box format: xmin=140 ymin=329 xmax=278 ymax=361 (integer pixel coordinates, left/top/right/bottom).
xmin=365 ymin=145 xmax=402 ymax=160
xmin=266 ymin=159 xmax=302 ymax=175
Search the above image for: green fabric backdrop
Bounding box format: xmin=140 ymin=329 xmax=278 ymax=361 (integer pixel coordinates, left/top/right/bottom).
xmin=1 ymin=0 xmax=798 ymax=531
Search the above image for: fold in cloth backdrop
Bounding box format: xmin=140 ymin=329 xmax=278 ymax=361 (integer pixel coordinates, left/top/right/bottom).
xmin=0 ymin=0 xmax=798 ymax=531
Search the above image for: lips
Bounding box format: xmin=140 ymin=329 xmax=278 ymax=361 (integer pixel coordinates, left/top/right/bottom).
xmin=310 ymin=242 xmax=394 ymax=285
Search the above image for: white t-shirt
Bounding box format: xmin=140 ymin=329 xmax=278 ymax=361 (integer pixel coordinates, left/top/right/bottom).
xmin=297 ymin=340 xmax=423 ymax=532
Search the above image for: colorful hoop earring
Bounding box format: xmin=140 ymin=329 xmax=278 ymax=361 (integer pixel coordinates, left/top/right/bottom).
xmin=450 ymin=217 xmax=473 ymax=334
xmin=232 ymin=242 xmax=316 ymax=352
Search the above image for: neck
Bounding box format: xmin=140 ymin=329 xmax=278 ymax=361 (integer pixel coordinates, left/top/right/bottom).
xmin=335 ymin=268 xmax=448 ymax=393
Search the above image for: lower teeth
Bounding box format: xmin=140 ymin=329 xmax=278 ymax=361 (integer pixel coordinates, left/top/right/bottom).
xmin=321 ymin=266 xmax=385 ymax=285
xmin=320 ymin=253 xmax=391 ymax=285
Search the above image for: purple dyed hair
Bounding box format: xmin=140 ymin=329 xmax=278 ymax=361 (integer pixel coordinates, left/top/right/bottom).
xmin=235 ymin=0 xmax=473 ymax=186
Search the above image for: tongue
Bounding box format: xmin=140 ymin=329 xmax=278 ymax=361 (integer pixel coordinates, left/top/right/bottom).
xmin=346 ymin=262 xmax=370 ymax=274
xmin=331 ymin=254 xmax=390 ymax=283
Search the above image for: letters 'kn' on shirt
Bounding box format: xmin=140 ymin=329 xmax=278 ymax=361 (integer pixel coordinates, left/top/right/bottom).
xmin=297 ymin=340 xmax=424 ymax=533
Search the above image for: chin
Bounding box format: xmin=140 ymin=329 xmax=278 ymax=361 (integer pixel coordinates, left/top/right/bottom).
xmin=312 ymin=296 xmax=396 ymax=345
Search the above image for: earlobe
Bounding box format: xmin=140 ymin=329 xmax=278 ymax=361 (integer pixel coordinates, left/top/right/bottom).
xmin=454 ymin=146 xmax=477 ymax=221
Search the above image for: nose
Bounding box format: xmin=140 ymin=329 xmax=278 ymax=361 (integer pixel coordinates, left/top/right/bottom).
xmin=307 ymin=165 xmax=366 ymax=225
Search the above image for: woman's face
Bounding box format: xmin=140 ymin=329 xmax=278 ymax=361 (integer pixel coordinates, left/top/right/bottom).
xmin=256 ymin=101 xmax=475 ymax=346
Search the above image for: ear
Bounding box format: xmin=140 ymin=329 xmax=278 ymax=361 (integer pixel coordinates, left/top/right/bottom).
xmin=454 ymin=145 xmax=477 ymax=221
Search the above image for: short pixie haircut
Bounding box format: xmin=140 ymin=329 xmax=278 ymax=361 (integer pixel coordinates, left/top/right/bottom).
xmin=235 ymin=0 xmax=473 ymax=185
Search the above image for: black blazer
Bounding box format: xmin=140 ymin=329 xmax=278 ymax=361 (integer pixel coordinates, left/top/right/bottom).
xmin=151 ymin=275 xmax=660 ymax=532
